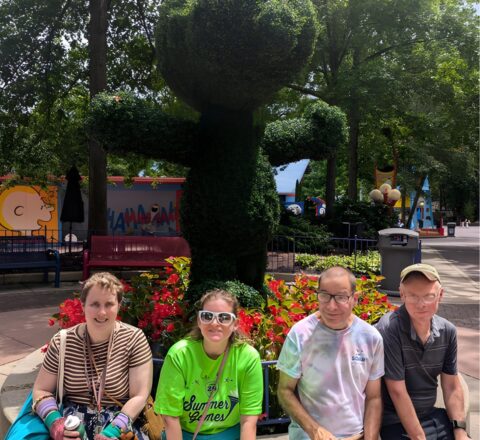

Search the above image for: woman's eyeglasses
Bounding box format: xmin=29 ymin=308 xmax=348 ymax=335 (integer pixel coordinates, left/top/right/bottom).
xmin=198 ymin=310 xmax=236 ymax=325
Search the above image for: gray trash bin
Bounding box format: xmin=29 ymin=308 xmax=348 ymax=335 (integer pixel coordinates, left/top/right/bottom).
xmin=378 ymin=228 xmax=420 ymax=294
xmin=447 ymin=222 xmax=456 ymax=237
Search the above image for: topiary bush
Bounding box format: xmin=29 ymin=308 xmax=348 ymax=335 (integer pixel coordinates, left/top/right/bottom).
xmin=88 ymin=0 xmax=347 ymax=297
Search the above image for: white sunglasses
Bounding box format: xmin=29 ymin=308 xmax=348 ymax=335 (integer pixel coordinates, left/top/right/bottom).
xmin=198 ymin=310 xmax=236 ymax=325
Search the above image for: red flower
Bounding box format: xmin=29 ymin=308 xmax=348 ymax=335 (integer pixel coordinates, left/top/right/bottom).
xmin=360 ymin=312 xmax=369 ymax=320
xmin=48 ymin=319 xmax=55 ymax=327
xmin=361 ymin=275 xmax=368 ymax=281
xmin=166 ymin=274 xmax=180 ymax=285
xmin=166 ymin=323 xmax=175 ymax=332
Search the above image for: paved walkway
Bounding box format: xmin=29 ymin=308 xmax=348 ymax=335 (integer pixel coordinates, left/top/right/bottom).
xmin=0 ymin=227 xmax=478 ymax=439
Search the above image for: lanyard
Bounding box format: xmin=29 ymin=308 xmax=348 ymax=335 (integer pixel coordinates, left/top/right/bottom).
xmin=83 ymin=325 xmax=115 ymax=412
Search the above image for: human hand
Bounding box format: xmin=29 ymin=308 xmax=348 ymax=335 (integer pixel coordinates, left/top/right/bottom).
xmin=48 ymin=417 xmax=66 ymax=440
xmin=454 ymin=428 xmax=471 ymax=440
xmin=63 ymin=430 xmax=81 ymax=440
xmin=308 ymin=425 xmax=337 ymax=440
xmin=94 ymin=434 xmax=112 ymax=440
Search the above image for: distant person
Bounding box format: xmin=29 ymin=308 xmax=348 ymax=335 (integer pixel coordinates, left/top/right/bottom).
xmin=376 ymin=264 xmax=470 ymax=440
xmin=155 ymin=289 xmax=263 ymax=440
xmin=277 ymin=266 xmax=384 ymax=440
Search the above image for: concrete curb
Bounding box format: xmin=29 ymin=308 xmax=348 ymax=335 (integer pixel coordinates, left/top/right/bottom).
xmin=2 ymin=348 xmax=474 ymax=439
xmin=0 ymin=350 xmax=44 ymax=425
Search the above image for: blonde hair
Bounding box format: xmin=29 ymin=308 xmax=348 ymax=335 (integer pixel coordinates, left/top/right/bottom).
xmin=81 ymin=272 xmax=124 ymax=303
xmin=188 ymin=289 xmax=243 ymax=343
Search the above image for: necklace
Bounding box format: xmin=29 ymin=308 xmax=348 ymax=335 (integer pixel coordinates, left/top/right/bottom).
xmin=83 ymin=324 xmax=116 ymax=434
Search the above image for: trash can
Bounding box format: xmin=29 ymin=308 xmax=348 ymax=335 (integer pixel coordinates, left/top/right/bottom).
xmin=447 ymin=222 xmax=456 ymax=237
xmin=377 ymin=228 xmax=420 ymax=294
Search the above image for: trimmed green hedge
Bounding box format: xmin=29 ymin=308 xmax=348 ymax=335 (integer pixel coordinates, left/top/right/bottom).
xmin=296 ymin=251 xmax=381 ymax=274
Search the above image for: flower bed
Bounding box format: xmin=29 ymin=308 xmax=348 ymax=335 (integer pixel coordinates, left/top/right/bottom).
xmin=48 ymin=257 xmax=396 ymax=423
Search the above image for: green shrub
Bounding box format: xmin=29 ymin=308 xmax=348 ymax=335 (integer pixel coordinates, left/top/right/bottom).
xmin=274 ymin=210 xmax=333 ymax=253
xmin=295 ymin=251 xmax=381 ymax=274
xmin=330 ymin=198 xmax=397 ymax=238
xmin=187 ymin=279 xmax=265 ymax=309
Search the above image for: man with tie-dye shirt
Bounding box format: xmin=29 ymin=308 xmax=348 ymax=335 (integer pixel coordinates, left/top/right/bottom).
xmin=277 ymin=267 xmax=384 ymax=440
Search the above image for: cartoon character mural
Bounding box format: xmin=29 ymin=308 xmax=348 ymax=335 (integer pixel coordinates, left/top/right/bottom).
xmin=0 ymin=186 xmax=58 ymax=236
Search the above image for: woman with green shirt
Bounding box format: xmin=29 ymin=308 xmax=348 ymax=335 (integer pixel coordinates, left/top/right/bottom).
xmin=155 ymin=289 xmax=263 ymax=440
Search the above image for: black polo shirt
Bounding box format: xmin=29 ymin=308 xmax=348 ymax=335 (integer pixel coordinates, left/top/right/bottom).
xmin=376 ymin=305 xmax=457 ymax=426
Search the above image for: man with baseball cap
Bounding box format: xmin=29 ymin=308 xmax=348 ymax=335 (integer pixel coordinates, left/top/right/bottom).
xmin=376 ymin=263 xmax=470 ymax=439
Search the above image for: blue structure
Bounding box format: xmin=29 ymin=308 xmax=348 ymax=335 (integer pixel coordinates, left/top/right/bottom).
xmin=273 ymin=159 xmax=309 ymax=214
xmin=410 ymin=176 xmax=434 ymax=229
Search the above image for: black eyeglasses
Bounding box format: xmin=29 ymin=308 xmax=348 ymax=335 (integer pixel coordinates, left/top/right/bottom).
xmin=317 ymin=291 xmax=353 ymax=304
xmin=198 ymin=310 xmax=236 ymax=325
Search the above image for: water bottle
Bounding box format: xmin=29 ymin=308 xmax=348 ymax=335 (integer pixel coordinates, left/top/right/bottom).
xmin=64 ymin=414 xmax=87 ymax=439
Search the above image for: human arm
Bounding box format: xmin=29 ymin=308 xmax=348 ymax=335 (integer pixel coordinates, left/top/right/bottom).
xmin=441 ymin=373 xmax=470 ymax=440
xmin=163 ymin=415 xmax=183 ymax=440
xmin=362 ymin=378 xmax=382 ymax=440
xmin=120 ymin=359 xmax=153 ymax=420
xmin=277 ymin=372 xmax=335 ymax=440
xmin=384 ymin=379 xmax=426 ymax=440
xmin=240 ymin=415 xmax=258 ymax=440
xmin=33 ymin=348 xmax=77 ymax=440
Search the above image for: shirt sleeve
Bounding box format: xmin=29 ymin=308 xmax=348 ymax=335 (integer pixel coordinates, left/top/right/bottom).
xmin=128 ymin=328 xmax=152 ymax=368
xmin=154 ymin=348 xmax=186 ymax=416
xmin=442 ymin=324 xmax=458 ymax=375
xmin=369 ymin=335 xmax=385 ymax=380
xmin=42 ymin=332 xmax=61 ymax=375
xmin=276 ymin=329 xmax=302 ymax=379
xmin=238 ymin=345 xmax=263 ymax=415
xmin=377 ymin=318 xmax=405 ymax=381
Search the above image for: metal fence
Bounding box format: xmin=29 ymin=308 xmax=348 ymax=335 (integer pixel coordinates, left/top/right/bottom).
xmin=267 ymin=234 xmax=378 ymax=273
xmin=152 ymin=358 xmax=289 ymax=427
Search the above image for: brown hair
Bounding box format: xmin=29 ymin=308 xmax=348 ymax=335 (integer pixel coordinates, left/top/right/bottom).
xmin=80 ymin=272 xmax=124 ymax=304
xmin=188 ymin=289 xmax=243 ymax=344
xmin=318 ymin=266 xmax=357 ymax=293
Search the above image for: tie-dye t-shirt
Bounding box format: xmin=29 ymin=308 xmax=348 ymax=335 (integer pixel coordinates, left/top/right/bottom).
xmin=277 ymin=314 xmax=384 ymax=439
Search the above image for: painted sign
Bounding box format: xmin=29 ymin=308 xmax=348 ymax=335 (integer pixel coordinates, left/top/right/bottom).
xmin=0 ymin=185 xmax=59 ymax=238
xmin=107 ymin=184 xmax=182 ymax=235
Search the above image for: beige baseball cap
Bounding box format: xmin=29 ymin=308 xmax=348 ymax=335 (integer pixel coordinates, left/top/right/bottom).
xmin=400 ymin=263 xmax=441 ymax=283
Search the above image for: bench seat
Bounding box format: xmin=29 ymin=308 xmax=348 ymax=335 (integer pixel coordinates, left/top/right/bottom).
xmin=0 ymin=236 xmax=61 ymax=287
xmin=83 ymin=235 xmax=191 ymax=279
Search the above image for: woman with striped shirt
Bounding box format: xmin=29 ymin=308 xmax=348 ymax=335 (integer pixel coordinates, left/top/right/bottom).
xmin=32 ymin=272 xmax=153 ymax=439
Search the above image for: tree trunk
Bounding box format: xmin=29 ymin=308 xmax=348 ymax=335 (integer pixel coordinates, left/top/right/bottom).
xmin=347 ymin=103 xmax=359 ymax=200
xmin=401 ymin=191 xmax=407 ymax=225
xmin=347 ymin=47 xmax=361 ymax=201
xmin=87 ymin=0 xmax=108 ymax=236
xmin=325 ymin=155 xmax=336 ymax=219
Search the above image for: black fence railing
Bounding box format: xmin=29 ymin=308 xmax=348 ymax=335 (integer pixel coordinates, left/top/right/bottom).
xmin=267 ymin=235 xmax=378 ymax=273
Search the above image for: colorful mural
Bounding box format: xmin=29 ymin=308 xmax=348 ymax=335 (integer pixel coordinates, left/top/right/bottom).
xmin=0 ymin=185 xmax=58 ymax=237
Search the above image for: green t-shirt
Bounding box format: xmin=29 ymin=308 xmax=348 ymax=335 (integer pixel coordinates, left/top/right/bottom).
xmin=154 ymin=338 xmax=263 ymax=435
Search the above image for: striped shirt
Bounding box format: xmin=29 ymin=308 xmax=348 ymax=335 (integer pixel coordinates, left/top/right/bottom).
xmin=43 ymin=322 xmax=152 ymax=406
xmin=376 ymin=305 xmax=457 ymax=426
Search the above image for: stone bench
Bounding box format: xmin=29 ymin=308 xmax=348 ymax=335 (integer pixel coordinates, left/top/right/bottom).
xmin=1 ymin=349 xmax=472 ymax=436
